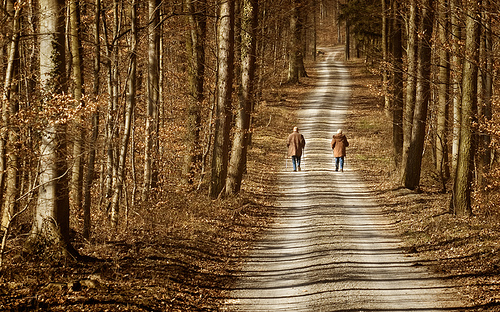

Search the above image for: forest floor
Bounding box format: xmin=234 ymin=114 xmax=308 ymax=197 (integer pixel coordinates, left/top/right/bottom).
xmin=1 ymin=55 xmax=499 ymax=311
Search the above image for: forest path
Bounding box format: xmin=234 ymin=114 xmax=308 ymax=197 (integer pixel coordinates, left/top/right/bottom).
xmin=224 ymin=46 xmax=463 ymax=311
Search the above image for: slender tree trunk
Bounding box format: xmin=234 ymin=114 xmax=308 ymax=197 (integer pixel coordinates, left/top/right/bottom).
xmin=287 ymin=0 xmax=300 ymax=84
xmin=451 ymin=0 xmax=479 ymax=216
xmin=69 ymin=0 xmax=84 ymax=212
xmin=183 ymin=0 xmax=207 ymax=186
xmin=450 ymin=0 xmax=462 ymax=175
xmin=105 ymin=0 xmax=120 ymax=202
xmin=312 ymin=0 xmax=317 ymax=60
xmin=345 ymin=2 xmax=350 ymax=61
xmin=226 ymin=0 xmax=258 ymax=195
xmin=297 ymin=1 xmax=307 ymax=77
xmin=402 ymin=0 xmax=434 ymax=190
xmin=110 ymin=0 xmax=137 ymax=228
xmin=476 ymin=1 xmax=492 ymax=189
xmin=381 ymin=0 xmax=390 ymax=111
xmin=143 ymin=0 xmax=161 ymax=200
xmin=391 ymin=0 xmax=403 ymax=166
xmin=83 ymin=0 xmax=101 ymax=239
xmin=400 ymin=0 xmax=418 ymax=183
xmin=334 ymin=0 xmax=340 ymax=43
xmin=1 ymin=1 xmax=21 ymax=231
xmin=209 ymin=0 xmax=235 ymax=198
xmin=436 ymin=0 xmax=450 ymax=189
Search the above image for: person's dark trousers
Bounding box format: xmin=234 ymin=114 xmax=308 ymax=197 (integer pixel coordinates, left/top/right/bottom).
xmin=292 ymin=155 xmax=301 ymax=171
xmin=335 ymin=157 xmax=344 ymax=171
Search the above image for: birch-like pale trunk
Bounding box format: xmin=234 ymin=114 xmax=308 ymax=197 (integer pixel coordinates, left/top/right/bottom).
xmin=30 ymin=0 xmax=74 ymax=256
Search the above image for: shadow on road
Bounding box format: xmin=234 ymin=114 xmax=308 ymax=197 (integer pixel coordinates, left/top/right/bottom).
xmin=224 ymin=47 xmax=466 ymax=312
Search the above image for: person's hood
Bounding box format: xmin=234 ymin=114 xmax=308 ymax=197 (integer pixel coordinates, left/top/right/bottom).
xmin=334 ymin=134 xmax=346 ymax=139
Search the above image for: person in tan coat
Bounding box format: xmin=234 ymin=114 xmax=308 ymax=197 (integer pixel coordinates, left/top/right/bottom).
xmin=287 ymin=127 xmax=306 ymax=171
xmin=331 ymin=129 xmax=349 ymax=172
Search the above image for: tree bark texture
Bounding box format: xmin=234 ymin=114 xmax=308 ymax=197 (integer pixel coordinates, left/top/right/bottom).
xmin=400 ymin=0 xmax=418 ymax=185
xmin=391 ymin=0 xmax=403 ymax=167
xmin=476 ymin=3 xmax=492 ymax=188
xmin=1 ymin=1 xmax=21 ymax=231
xmin=69 ymin=0 xmax=85 ymax=212
xmin=452 ymin=0 xmax=479 ymax=216
xmin=110 ymin=0 xmax=137 ymax=228
xmin=381 ymin=0 xmax=390 ymax=112
xmin=287 ymin=1 xmax=300 ymax=84
xmin=450 ymin=0 xmax=462 ymax=175
xmin=183 ymin=0 xmax=206 ymax=186
xmin=210 ymin=0 xmax=234 ymax=198
xmin=143 ymin=0 xmax=161 ymax=200
xmin=83 ymin=0 xmax=101 ymax=239
xmin=402 ymin=0 xmax=434 ymax=190
xmin=226 ymin=0 xmax=258 ymax=195
xmin=436 ymin=0 xmax=451 ymax=187
xmin=32 ymin=0 xmax=71 ymax=250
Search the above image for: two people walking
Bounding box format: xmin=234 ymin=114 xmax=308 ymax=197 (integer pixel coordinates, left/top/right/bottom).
xmin=287 ymin=127 xmax=349 ymax=172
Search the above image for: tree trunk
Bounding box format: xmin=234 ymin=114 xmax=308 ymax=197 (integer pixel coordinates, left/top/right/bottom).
xmin=402 ymin=0 xmax=434 ymax=190
xmin=450 ymin=0 xmax=462 ymax=175
xmin=143 ymin=0 xmax=161 ymax=200
xmin=110 ymin=0 xmax=137 ymax=228
xmin=29 ymin=0 xmax=73 ymax=256
xmin=451 ymin=0 xmax=479 ymax=217
xmin=345 ymin=11 xmax=350 ymax=60
xmin=436 ymin=0 xmax=450 ymax=189
xmin=391 ymin=0 xmax=403 ymax=166
xmin=400 ymin=0 xmax=418 ymax=184
xmin=287 ymin=0 xmax=300 ymax=84
xmin=183 ymin=0 xmax=207 ymax=186
xmin=297 ymin=1 xmax=307 ymax=77
xmin=209 ymin=0 xmax=234 ymax=198
xmin=83 ymin=0 xmax=101 ymax=239
xmin=226 ymin=0 xmax=258 ymax=195
xmin=104 ymin=0 xmax=120 ymax=203
xmin=476 ymin=2 xmax=492 ymax=189
xmin=1 ymin=1 xmax=21 ymax=231
xmin=381 ymin=0 xmax=390 ymax=112
xmin=312 ymin=0 xmax=317 ymax=60
xmin=69 ymin=0 xmax=84 ymax=212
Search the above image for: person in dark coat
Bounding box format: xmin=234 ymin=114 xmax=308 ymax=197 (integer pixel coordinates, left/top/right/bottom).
xmin=331 ymin=129 xmax=349 ymax=172
xmin=287 ymin=127 xmax=306 ymax=171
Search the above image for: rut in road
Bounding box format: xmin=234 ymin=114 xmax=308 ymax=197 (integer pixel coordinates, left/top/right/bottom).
xmin=224 ymin=47 xmax=464 ymax=311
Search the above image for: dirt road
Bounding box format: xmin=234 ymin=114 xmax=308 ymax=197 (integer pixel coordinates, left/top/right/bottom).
xmin=224 ymin=47 xmax=464 ymax=311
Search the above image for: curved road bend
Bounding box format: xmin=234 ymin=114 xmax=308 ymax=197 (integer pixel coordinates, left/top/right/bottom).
xmin=224 ymin=47 xmax=464 ymax=311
